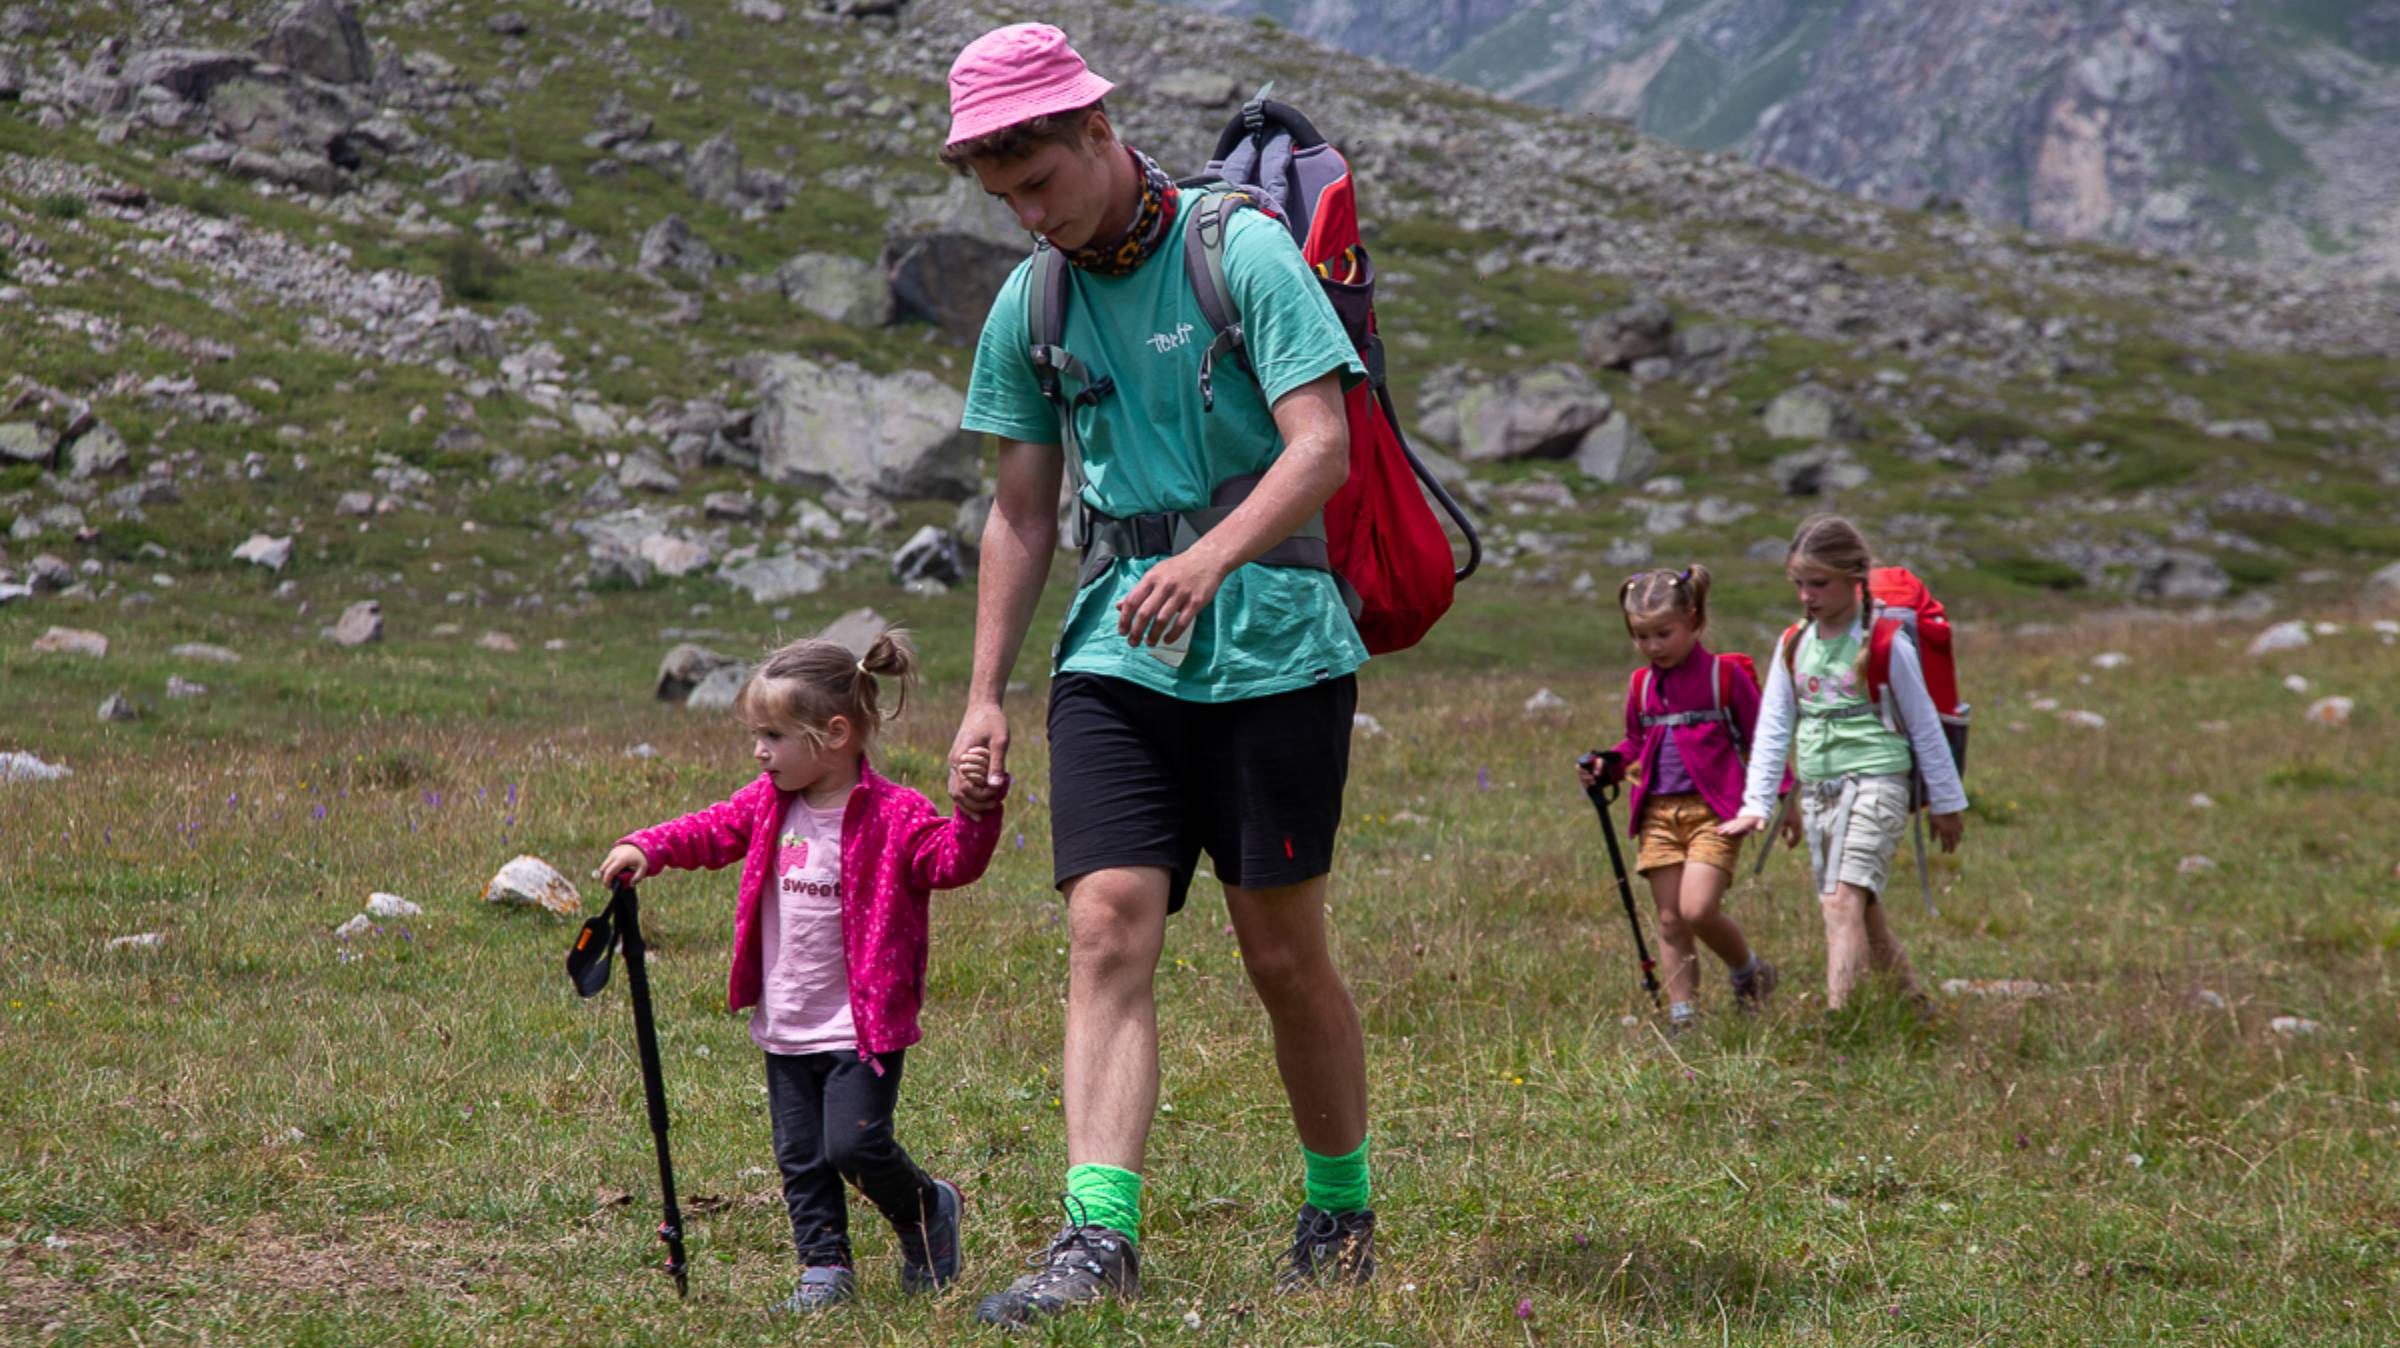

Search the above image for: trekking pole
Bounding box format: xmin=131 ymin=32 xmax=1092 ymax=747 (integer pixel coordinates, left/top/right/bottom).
xmin=567 ymin=879 xmax=690 ymax=1298
xmin=1749 ymin=791 xmax=1793 ymax=881
xmin=1576 ymin=751 xmax=1662 ymax=1009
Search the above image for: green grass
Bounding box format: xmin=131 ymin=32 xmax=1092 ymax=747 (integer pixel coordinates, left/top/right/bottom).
xmin=5 ymin=572 xmax=2400 ymax=1344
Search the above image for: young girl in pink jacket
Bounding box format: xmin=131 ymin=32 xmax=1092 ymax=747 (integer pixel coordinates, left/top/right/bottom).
xmin=1578 ymin=566 xmax=1790 ymax=1030
xmin=598 ymin=630 xmax=1007 ymax=1312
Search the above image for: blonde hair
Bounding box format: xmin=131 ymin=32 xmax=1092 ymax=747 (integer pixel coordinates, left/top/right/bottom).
xmin=1783 ymin=514 xmax=1875 ymax=674
xmin=1618 ymin=565 xmax=1712 ymax=631
xmin=733 ymin=629 xmax=917 ymax=747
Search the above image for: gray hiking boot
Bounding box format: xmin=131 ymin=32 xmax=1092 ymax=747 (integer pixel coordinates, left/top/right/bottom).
xmin=1275 ymin=1204 xmax=1376 ymax=1292
xmin=897 ymin=1177 xmax=963 ymax=1294
xmin=769 ymin=1265 xmax=855 ymax=1313
xmin=972 ymin=1207 xmax=1138 ymax=1328
xmin=1732 ymin=958 xmax=1779 ymax=1009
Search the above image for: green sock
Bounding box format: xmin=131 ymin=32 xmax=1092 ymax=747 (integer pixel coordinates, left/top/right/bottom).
xmin=1065 ymin=1163 xmax=1143 ymax=1245
xmin=1303 ymin=1137 xmax=1371 ymax=1214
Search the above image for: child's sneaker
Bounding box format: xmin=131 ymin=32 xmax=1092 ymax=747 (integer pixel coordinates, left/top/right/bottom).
xmin=897 ymin=1177 xmax=963 ymax=1294
xmin=770 ymin=1265 xmax=855 ymax=1313
xmin=1732 ymin=958 xmax=1779 ymax=1009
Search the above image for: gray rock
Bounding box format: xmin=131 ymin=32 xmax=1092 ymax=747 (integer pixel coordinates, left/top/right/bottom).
xmin=0 ymin=49 xmax=24 ymax=101
xmin=335 ymin=491 xmax=376 ymax=516
xmin=120 ymin=47 xmax=256 ymax=104
xmin=639 ymin=534 xmax=711 ymax=578
xmin=486 ymin=11 xmax=530 ymax=35
xmin=227 ymin=146 xmax=343 ymax=194
xmin=655 ymin=643 xmax=739 ymax=702
xmin=33 ymin=627 xmax=109 ymax=657
xmin=1573 ymin=412 xmax=1657 ymax=485
xmin=327 ymin=599 xmax=383 ymax=645
xmin=2136 ymin=552 xmax=2231 ymax=602
xmin=953 ymin=494 xmax=994 ymax=551
xmin=66 ymin=423 xmax=129 ymax=478
xmin=587 ymin=545 xmax=652 ymax=589
xmin=647 ymin=3 xmax=693 ymax=39
xmin=817 ymin=606 xmax=890 ymax=655
xmin=1151 ymin=69 xmax=1239 ymax=106
xmin=1770 ymin=446 xmax=1872 ymax=496
xmin=776 ymin=252 xmax=895 ymax=328
xmin=1453 ymin=365 xmax=1613 ymax=463
xmin=0 ymin=750 xmax=71 ymax=782
xmin=97 ymin=692 xmax=140 ymax=723
xmin=744 ymin=354 xmax=977 ymax=501
xmin=28 ymin=554 xmax=77 ymax=594
xmin=2203 ymin=419 xmax=2274 ymax=443
xmin=617 ymin=452 xmax=680 ymax=494
xmin=883 ymin=177 xmax=1031 ymax=344
xmin=685 ymin=663 xmax=749 ymax=712
xmin=1579 ymin=297 xmax=1673 ymax=369
xmin=891 ymin=525 xmax=963 ymax=586
xmin=703 ymin=491 xmax=758 ymax=522
xmin=260 ymin=0 xmax=374 ymax=85
xmin=171 ymin=642 xmax=241 ymax=664
xmin=2369 ymin=559 xmax=2400 ymax=600
xmin=1764 ymin=383 xmax=1864 ymax=441
xmin=13 ymin=504 xmax=87 ymax=541
xmin=638 ymin=215 xmax=723 ymax=280
xmin=233 ymin=533 xmax=294 ymax=571
xmin=0 ymin=421 xmax=54 ymax=465
xmin=686 ymin=131 xmax=744 ymax=207
xmin=720 ymin=553 xmax=826 ymax=603
xmin=1670 ymin=323 xmax=1760 ymax=383
xmin=433 ymin=158 xmax=533 ymax=204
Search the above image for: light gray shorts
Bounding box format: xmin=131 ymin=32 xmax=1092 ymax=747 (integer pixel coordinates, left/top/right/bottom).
xmin=1799 ymin=773 xmax=1912 ymax=898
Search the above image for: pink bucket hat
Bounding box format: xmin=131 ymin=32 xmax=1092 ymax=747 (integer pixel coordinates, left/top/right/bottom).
xmin=946 ymin=23 xmax=1116 ymax=148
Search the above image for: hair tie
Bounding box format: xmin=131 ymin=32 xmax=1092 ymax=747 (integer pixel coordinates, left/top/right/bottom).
xmin=855 ymin=655 xmax=869 ymax=676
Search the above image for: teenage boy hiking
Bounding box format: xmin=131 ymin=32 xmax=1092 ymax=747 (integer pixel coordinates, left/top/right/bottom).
xmin=937 ymin=23 xmax=1377 ymax=1328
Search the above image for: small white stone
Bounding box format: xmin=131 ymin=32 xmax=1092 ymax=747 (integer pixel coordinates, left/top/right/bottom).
xmin=1523 ymin=687 xmax=1570 ymax=717
xmin=2189 ymin=793 xmax=2215 ymax=809
xmin=1352 ymin=712 xmax=1385 ymax=736
xmin=107 ymin=931 xmax=165 ymax=950
xmin=366 ymin=892 xmax=422 ymax=919
xmin=2176 ymin=855 xmax=2214 ymax=874
xmin=2305 ymin=696 xmax=2353 ymax=727
xmin=334 ymin=913 xmax=373 ymax=939
xmin=2124 ymin=1153 xmax=2144 ymax=1168
xmin=2246 ymin=621 xmax=2309 ymax=656
xmin=2270 ymin=1015 xmax=2325 ymax=1037
xmin=482 ymin=855 xmax=582 ymax=915
xmin=2060 ymin=709 xmax=2107 ymax=729
xmin=2282 ymin=674 xmax=2311 ymax=694
xmin=2091 ymin=651 xmax=2129 ymax=670
xmin=625 ymin=742 xmax=659 ymax=759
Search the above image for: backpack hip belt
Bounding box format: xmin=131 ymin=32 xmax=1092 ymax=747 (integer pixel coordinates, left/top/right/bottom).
xmin=1638 ymin=709 xmax=1728 ymax=730
xmin=1072 ymin=469 xmax=1347 ymax=606
xmin=1798 ymin=701 xmax=1884 ymax=721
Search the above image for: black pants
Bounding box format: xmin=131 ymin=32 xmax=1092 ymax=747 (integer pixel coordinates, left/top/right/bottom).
xmin=764 ymin=1048 xmax=939 ymax=1268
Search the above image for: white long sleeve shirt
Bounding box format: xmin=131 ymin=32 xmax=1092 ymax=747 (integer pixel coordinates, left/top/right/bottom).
xmin=1740 ymin=617 xmax=1969 ymax=819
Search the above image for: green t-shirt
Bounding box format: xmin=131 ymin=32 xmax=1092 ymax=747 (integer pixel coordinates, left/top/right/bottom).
xmin=961 ymin=204 xmax=1368 ymax=703
xmin=1793 ymin=627 xmax=1912 ymax=782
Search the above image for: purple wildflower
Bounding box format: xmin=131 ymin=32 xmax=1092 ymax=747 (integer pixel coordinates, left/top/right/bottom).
xmin=1477 ymin=766 xmax=1491 ymax=791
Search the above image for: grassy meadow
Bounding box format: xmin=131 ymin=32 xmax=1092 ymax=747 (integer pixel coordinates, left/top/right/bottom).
xmin=4 ymin=565 xmax=2397 ymax=1346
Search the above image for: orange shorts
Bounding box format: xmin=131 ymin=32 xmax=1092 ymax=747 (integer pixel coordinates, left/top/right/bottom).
xmin=1636 ymin=793 xmax=1742 ymax=876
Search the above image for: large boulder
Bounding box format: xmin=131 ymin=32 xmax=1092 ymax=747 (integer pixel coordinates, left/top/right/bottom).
xmin=1769 ymin=446 xmax=1872 ymax=497
xmin=777 ymin=252 xmax=894 ymax=328
xmin=883 ymin=176 xmax=1030 ymax=343
xmin=1579 ymin=298 xmax=1673 ymax=370
xmin=65 ymin=423 xmax=129 ymax=478
xmin=0 ymin=421 xmax=55 ymax=466
xmin=744 ymin=354 xmax=977 ymax=501
xmin=719 ymin=553 xmax=826 ymax=603
xmin=119 ymin=47 xmax=256 ymax=104
xmin=816 ymin=606 xmax=889 ymax=655
xmin=207 ymin=72 xmax=366 ymax=158
xmin=655 ymin=643 xmax=738 ymax=702
xmin=638 ymin=215 xmax=723 ymax=280
xmin=2136 ymin=552 xmax=2232 ymax=602
xmin=1573 ymin=412 xmax=1657 ymax=486
xmin=259 ymin=0 xmax=373 ymax=85
xmin=685 ymin=131 xmax=744 ymax=207
xmin=1451 ymin=365 xmax=1613 ymax=463
xmin=1764 ymin=383 xmax=1864 ymax=441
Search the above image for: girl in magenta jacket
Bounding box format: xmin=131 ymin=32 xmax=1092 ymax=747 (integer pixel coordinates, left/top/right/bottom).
xmin=598 ymin=630 xmax=1006 ymax=1312
xmin=1578 ymin=566 xmax=1791 ymax=1030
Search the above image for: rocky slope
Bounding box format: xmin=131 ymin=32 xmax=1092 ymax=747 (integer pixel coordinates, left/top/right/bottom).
xmin=1176 ymin=0 xmax=2400 ymax=282
xmin=1 ymin=0 xmax=2395 ymax=633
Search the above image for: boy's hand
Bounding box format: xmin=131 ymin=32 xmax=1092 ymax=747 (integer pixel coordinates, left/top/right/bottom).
xmin=1930 ymin=812 xmax=1964 ymax=852
xmin=950 ymin=745 xmax=1005 ymax=819
xmin=1718 ymin=813 xmax=1767 ymax=839
xmin=597 ymin=843 xmax=647 ymax=889
xmin=1778 ymin=806 xmax=1804 ymax=850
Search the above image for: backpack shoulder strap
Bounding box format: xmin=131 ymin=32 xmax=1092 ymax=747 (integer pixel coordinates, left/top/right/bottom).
xmin=1779 ymin=622 xmax=1804 ymax=673
xmin=1023 ymin=244 xmax=1110 ymax=549
xmin=1181 ymin=189 xmax=1258 ymax=412
xmin=1631 ymin=666 xmax=1654 ymax=719
xmin=1866 ymin=612 xmax=1907 ymax=705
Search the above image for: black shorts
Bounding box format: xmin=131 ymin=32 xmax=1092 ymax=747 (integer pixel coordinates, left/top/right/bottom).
xmin=1046 ymin=672 xmax=1357 ymax=913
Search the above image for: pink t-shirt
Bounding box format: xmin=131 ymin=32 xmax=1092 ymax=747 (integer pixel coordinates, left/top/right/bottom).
xmin=749 ymin=794 xmax=854 ymax=1056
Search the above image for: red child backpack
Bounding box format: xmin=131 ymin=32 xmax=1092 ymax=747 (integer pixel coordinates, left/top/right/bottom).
xmin=1780 ymin=565 xmax=1971 ymax=798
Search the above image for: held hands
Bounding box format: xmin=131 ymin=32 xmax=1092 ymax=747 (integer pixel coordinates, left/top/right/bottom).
xmin=1779 ymin=806 xmax=1804 ymax=850
xmin=949 ymin=744 xmax=1006 ymax=820
xmin=1116 ymin=549 xmax=1228 ymax=648
xmin=597 ymin=843 xmax=648 ymax=890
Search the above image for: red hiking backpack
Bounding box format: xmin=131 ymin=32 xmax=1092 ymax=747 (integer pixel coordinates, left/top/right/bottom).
xmin=1025 ymin=93 xmax=1482 ymax=655
xmin=1781 ymin=565 xmax=1971 ymax=799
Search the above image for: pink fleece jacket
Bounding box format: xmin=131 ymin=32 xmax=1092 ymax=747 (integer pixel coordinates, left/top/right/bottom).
xmin=1605 ymin=646 xmax=1781 ymax=829
xmin=618 ymin=756 xmax=1004 ymax=1064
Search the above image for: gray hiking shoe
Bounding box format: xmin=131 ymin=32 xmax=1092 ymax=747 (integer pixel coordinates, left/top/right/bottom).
xmin=769 ymin=1265 xmax=855 ymax=1313
xmin=972 ymin=1205 xmax=1138 ymax=1328
xmin=1732 ymin=958 xmax=1779 ymax=1009
xmin=897 ymin=1177 xmax=963 ymax=1295
xmin=1275 ymin=1204 xmax=1376 ymax=1291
